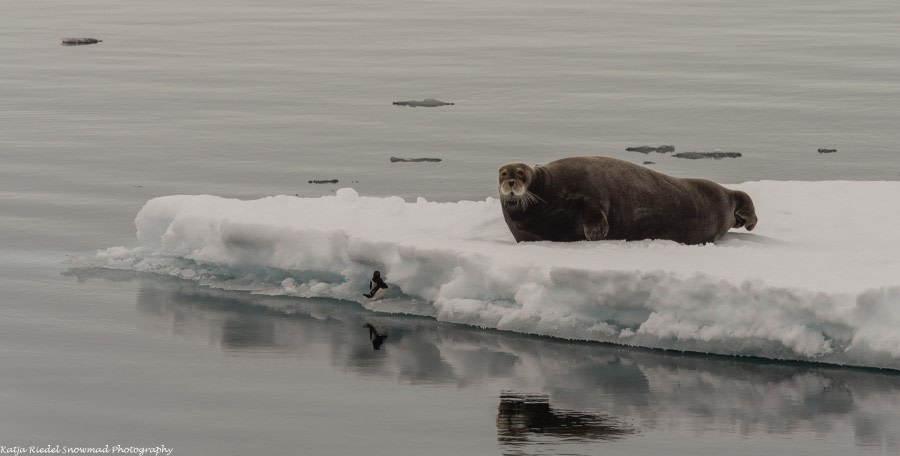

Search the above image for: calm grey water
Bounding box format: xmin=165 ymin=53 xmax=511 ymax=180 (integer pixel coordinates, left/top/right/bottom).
xmin=3 ymin=0 xmax=900 ymax=454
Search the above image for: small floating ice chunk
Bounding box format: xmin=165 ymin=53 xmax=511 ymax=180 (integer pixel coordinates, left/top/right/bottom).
xmin=392 ymin=98 xmax=455 ymax=107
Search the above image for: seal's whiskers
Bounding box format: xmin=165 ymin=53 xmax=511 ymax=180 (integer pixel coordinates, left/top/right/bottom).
xmin=523 ymin=190 xmax=545 ymax=205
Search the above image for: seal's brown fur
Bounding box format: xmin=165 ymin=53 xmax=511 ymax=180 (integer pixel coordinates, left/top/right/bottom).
xmin=498 ymin=156 xmax=757 ymax=245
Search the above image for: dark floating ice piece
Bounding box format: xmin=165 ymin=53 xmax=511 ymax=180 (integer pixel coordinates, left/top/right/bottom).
xmin=392 ymin=98 xmax=454 ymax=107
xmin=626 ymin=145 xmax=675 ymax=154
xmin=657 ymin=145 xmax=675 ymax=153
xmin=673 ymin=152 xmax=742 ymax=160
xmin=308 ymin=179 xmax=339 ymax=184
xmin=818 ymin=148 xmax=837 ymax=154
xmin=390 ymin=157 xmax=442 ymax=163
xmin=61 ymin=38 xmax=102 ymax=46
xmin=643 ymin=161 xmax=655 ymax=165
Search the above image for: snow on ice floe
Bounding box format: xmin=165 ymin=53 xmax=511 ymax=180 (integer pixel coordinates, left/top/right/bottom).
xmin=86 ymin=182 xmax=900 ymax=369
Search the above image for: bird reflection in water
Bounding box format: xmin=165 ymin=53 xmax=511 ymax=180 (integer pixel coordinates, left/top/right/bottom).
xmin=364 ymin=323 xmax=388 ymax=350
xmin=497 ymin=391 xmax=632 ymax=446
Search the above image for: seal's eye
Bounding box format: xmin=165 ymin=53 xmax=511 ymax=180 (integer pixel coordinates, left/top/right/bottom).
xmin=500 ymin=170 xmax=508 ymax=177
xmin=516 ymin=170 xmax=524 ymax=176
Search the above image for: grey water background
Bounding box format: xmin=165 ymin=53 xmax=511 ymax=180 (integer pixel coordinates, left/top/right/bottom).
xmin=2 ymin=0 xmax=900 ymax=454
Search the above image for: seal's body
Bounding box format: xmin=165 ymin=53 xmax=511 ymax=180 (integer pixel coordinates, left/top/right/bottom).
xmin=498 ymin=156 xmax=757 ymax=245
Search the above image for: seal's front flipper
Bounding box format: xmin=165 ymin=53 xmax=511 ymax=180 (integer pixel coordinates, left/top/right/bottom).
xmin=583 ymin=210 xmax=609 ymax=241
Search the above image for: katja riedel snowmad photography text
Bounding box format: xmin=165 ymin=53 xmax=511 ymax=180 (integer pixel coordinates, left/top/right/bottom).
xmin=0 ymin=445 xmax=173 ymax=456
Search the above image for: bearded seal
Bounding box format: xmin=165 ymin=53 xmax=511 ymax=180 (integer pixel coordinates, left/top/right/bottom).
xmin=498 ymin=156 xmax=757 ymax=245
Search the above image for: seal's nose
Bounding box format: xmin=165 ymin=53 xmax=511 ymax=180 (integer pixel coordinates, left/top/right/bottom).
xmin=507 ymin=179 xmax=516 ymax=186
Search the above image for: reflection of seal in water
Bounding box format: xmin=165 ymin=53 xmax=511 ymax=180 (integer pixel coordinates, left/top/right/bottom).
xmin=498 ymin=156 xmax=757 ymax=245
xmin=497 ymin=392 xmax=632 ymax=443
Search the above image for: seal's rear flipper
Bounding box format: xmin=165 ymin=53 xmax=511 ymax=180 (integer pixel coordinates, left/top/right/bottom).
xmin=733 ymin=191 xmax=758 ymax=231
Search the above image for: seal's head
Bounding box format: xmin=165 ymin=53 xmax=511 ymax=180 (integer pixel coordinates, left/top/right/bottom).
xmin=498 ymin=163 xmax=544 ymax=212
xmin=498 ymin=163 xmax=534 ymax=197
